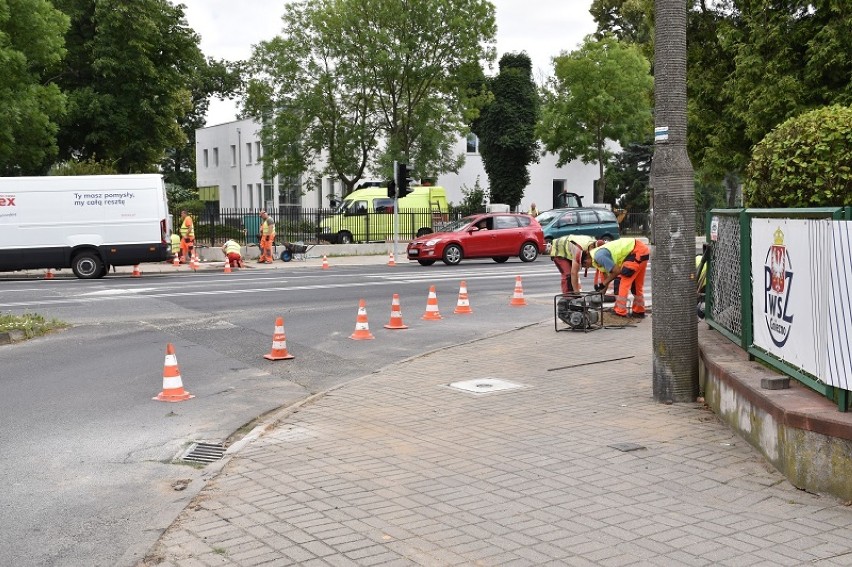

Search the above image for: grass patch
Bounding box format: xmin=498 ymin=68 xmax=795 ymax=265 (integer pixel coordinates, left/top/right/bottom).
xmin=0 ymin=313 xmax=69 ymax=339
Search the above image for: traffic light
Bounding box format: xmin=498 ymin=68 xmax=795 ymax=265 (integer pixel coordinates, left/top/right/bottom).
xmin=396 ymin=162 xmax=412 ymax=197
xmin=387 ymin=180 xmax=396 ymax=199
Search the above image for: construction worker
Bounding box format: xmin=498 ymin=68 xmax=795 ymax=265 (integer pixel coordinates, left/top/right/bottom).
xmin=258 ymin=210 xmax=275 ymax=263
xmin=169 ymin=232 xmax=181 ymax=262
xmin=179 ymin=210 xmax=195 ymax=264
xmin=582 ymin=237 xmax=651 ymax=318
xmin=549 ymin=235 xmax=601 ymax=294
xmin=222 ymin=239 xmax=244 ymax=268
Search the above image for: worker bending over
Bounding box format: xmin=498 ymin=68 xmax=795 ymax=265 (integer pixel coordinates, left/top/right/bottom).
xmin=582 ymin=238 xmax=650 ymax=318
xmin=222 ymin=239 xmax=244 ymax=268
xmin=549 ymin=235 xmax=602 ymax=294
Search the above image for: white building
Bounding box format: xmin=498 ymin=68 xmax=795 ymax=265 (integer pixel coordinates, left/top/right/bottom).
xmin=195 ymin=119 xmax=600 ymax=212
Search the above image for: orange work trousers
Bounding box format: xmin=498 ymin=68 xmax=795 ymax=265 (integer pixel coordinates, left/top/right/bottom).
xmin=180 ymin=237 xmax=194 ymax=263
xmin=612 ymin=240 xmax=650 ymax=316
xmin=259 ymin=236 xmax=274 ymax=263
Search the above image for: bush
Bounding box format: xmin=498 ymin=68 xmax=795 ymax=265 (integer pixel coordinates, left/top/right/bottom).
xmin=744 ymin=105 xmax=852 ymax=207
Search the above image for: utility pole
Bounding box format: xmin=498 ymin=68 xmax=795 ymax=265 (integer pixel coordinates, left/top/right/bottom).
xmin=649 ymin=0 xmax=698 ymax=402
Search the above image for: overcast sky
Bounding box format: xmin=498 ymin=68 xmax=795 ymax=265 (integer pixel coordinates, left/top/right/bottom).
xmin=179 ymin=0 xmax=598 ymax=126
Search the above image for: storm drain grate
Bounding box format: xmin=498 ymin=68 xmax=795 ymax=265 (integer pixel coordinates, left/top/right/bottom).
xmin=181 ymin=442 xmax=226 ymax=464
xmin=447 ymin=378 xmax=524 ymax=395
xmin=609 ymin=442 xmax=646 ymax=452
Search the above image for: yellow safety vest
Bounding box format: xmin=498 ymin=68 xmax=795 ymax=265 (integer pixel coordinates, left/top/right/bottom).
xmin=179 ymin=215 xmax=194 ymax=238
xmin=261 ymin=218 xmax=275 ymax=237
xmin=591 ymin=238 xmax=635 ymax=272
xmin=223 ymin=240 xmax=241 ymax=255
xmin=170 ymin=233 xmax=181 ymax=254
xmin=550 ymin=235 xmax=594 ymax=261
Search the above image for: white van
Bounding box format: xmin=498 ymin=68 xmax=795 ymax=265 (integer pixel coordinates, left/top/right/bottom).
xmin=0 ymin=174 xmax=172 ymax=278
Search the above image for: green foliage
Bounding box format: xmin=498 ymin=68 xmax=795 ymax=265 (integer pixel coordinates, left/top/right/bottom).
xmin=0 ymin=0 xmax=69 ymax=175
xmin=51 ymin=0 xmax=204 ymax=173
xmin=743 ymin=105 xmax=852 ymax=207
xmin=0 ymin=312 xmax=68 ymax=339
xmin=603 ymin=141 xmax=651 ymax=210
xmin=245 ymin=0 xmax=496 ymax=191
xmin=455 ymin=176 xmax=487 ymax=215
xmin=166 ymin=183 xmax=198 ymax=206
xmin=539 ymin=35 xmax=653 ymax=202
xmin=49 ymin=158 xmax=118 ymax=176
xmin=472 ymin=53 xmax=540 ymax=209
xmin=169 ymin=198 xmax=204 ymax=218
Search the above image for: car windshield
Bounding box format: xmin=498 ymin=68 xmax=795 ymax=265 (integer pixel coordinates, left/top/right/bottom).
xmin=536 ymin=210 xmax=561 ymax=225
xmin=440 ymin=216 xmax=477 ymax=232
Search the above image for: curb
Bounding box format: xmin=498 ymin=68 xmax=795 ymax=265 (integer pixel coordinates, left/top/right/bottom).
xmin=0 ymin=330 xmax=27 ymax=345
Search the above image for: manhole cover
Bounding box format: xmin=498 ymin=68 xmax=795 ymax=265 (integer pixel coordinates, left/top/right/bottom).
xmin=447 ymin=378 xmax=524 ymax=395
xmin=181 ymin=442 xmax=225 ymax=464
xmin=608 ymin=442 xmax=646 ymax=452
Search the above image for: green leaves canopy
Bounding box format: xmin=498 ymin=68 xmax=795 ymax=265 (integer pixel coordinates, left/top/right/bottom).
xmin=539 ymin=35 xmax=652 ymax=202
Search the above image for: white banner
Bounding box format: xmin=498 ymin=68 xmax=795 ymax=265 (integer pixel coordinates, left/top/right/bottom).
xmin=827 ymin=223 xmax=852 ymax=390
xmin=751 ymin=218 xmax=831 ymax=378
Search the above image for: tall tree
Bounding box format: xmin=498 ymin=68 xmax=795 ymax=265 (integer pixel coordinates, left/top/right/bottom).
xmin=0 ymin=0 xmax=69 ymax=175
xmin=603 ymin=141 xmax=652 ymax=210
xmin=539 ymin=35 xmax=653 ymax=203
xmin=472 ymin=53 xmax=540 ymax=209
xmin=51 ymin=0 xmax=204 ymax=173
xmin=650 ymin=0 xmax=698 ymax=403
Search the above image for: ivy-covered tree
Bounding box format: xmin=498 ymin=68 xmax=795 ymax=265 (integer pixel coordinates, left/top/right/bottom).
xmin=472 ymin=53 xmax=540 ymax=209
xmin=51 ymin=0 xmax=205 ymax=173
xmin=0 ymin=0 xmax=69 ymax=175
xmin=539 ymin=35 xmax=653 ymax=203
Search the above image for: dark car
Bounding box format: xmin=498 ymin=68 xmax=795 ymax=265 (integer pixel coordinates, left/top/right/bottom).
xmin=407 ymin=213 xmax=545 ymax=266
xmin=536 ymin=207 xmax=621 ymax=243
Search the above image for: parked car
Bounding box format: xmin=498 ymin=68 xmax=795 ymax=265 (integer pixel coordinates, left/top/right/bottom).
xmin=536 ymin=207 xmax=621 ymax=243
xmin=407 ymin=213 xmax=545 ymax=266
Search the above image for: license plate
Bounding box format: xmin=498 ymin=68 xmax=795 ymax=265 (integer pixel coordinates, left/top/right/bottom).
xmin=408 ymin=248 xmax=419 ymax=256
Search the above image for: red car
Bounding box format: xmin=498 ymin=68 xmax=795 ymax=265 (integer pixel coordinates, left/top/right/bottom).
xmin=407 ymin=213 xmax=545 ymax=266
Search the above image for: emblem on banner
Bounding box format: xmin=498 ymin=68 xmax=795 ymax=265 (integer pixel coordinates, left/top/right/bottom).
xmin=763 ymin=227 xmax=794 ymax=347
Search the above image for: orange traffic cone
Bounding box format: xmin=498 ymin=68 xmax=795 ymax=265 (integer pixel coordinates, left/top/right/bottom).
xmin=173 ymin=254 xmax=180 ymax=267
xmin=223 ymin=260 xmax=232 ymax=274
xmin=384 ymin=293 xmax=408 ymax=329
xmin=387 ymin=250 xmax=396 ymax=267
xmin=154 ymin=343 xmax=194 ymax=402
xmin=44 ymin=268 xmax=55 ymax=280
xmin=510 ymin=275 xmax=527 ymax=306
xmin=131 ymin=264 xmax=142 ymax=278
xmin=191 ymin=254 xmax=199 ymax=271
xmin=321 ymin=255 xmax=330 ymax=270
xmin=350 ymin=299 xmax=375 ymax=340
xmin=264 ymin=317 xmax=295 ymax=360
xmin=454 ymin=280 xmax=473 ymax=314
xmin=422 ymin=285 xmax=443 ymax=320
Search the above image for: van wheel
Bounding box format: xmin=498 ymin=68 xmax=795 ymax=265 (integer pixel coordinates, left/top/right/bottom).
xmin=519 ymin=242 xmax=539 ymax=262
xmin=338 ymin=232 xmax=353 ymax=244
xmin=71 ymin=251 xmax=104 ymax=279
xmin=416 ymin=228 xmax=433 ymax=237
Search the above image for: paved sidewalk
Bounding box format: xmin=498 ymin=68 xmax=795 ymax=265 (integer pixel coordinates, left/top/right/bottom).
xmin=142 ymin=318 xmax=852 ymax=567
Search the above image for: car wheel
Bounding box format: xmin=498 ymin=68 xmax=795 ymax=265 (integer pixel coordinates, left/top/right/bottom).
xmin=417 ymin=259 xmax=436 ymax=266
xmin=71 ymin=251 xmax=104 ymax=279
xmin=519 ymin=242 xmax=539 ymax=262
xmin=416 ymin=227 xmax=433 ymax=237
xmin=442 ymin=244 xmax=462 ymax=266
xmin=338 ymin=232 xmax=353 ymax=244
xmin=600 ymin=234 xmax=613 ymax=242
xmin=492 ymin=256 xmax=509 ymax=263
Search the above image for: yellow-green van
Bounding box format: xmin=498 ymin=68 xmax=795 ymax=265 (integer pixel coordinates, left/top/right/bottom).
xmin=318 ymin=186 xmax=449 ymax=244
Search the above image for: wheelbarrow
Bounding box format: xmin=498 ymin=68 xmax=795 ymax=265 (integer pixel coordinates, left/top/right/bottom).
xmin=280 ymin=241 xmax=314 ymax=262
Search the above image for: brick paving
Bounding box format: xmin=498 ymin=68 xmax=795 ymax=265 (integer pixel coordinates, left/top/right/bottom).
xmin=141 ymin=317 xmax=852 ymax=567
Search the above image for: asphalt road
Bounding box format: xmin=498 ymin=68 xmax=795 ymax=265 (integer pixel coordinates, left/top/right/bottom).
xmin=1 ymin=258 xmax=649 ymax=566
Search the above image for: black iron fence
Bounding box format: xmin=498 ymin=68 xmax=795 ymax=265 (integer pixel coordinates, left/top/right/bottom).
xmin=178 ymin=207 xmax=660 ymax=248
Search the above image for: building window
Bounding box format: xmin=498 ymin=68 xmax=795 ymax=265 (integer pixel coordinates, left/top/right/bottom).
xmin=230 ymin=145 xmax=236 ymax=166
xmin=203 ymin=149 xmax=209 ymax=168
xmin=466 ymin=133 xmax=478 ymax=154
xmin=246 ymin=143 xmax=253 ymax=165
xmin=255 ymin=141 xmax=262 ymax=163
xmin=278 ymin=175 xmax=302 ymax=206
xmin=247 ymin=183 xmax=254 ymax=209
xmin=232 ymin=185 xmax=238 ymax=208
xmin=213 ymin=148 xmax=219 ymax=167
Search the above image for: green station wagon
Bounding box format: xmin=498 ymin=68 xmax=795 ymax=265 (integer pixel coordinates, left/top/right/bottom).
xmin=536 ymin=207 xmax=621 ymax=243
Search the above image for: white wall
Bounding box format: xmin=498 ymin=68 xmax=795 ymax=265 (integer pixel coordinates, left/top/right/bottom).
xmin=196 ymin=121 xmax=600 ymax=211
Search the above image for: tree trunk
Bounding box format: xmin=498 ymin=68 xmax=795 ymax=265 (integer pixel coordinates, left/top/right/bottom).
xmin=649 ymin=0 xmax=698 ymax=403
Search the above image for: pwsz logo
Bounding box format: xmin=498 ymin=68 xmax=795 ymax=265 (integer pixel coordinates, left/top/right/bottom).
xmin=763 ymin=227 xmax=793 ymax=347
xmin=0 ymin=194 xmax=16 ymax=206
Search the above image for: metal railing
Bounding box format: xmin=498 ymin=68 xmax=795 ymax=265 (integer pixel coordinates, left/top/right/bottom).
xmin=705 ymin=207 xmax=852 ymax=411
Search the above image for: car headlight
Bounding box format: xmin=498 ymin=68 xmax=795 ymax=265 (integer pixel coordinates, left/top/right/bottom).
xmin=425 ymin=238 xmax=440 ymax=246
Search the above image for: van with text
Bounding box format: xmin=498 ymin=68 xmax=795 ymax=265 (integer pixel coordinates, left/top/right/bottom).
xmin=0 ymin=174 xmax=171 ymax=278
xmin=318 ymin=185 xmax=449 ymax=244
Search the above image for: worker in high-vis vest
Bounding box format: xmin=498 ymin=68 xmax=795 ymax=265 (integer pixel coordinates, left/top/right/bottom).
xmin=170 ymin=232 xmax=181 ymax=260
xmin=179 ymin=210 xmax=195 ymax=264
xmin=582 ymin=237 xmax=650 ymax=318
xmin=222 ymin=239 xmax=244 ymax=268
xmin=258 ymin=210 xmax=275 ymax=263
xmin=549 ymin=234 xmax=601 ymax=294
